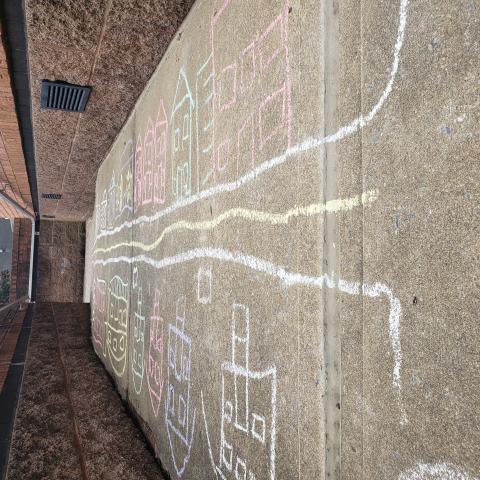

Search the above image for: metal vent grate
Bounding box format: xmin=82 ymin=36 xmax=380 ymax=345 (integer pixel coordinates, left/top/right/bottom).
xmin=40 ymin=80 xmax=91 ymax=112
xmin=42 ymin=214 xmax=56 ymax=219
xmin=42 ymin=193 xmax=62 ymax=200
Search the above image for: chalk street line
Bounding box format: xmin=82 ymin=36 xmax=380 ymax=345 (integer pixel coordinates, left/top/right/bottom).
xmin=94 ymin=190 xmax=378 ymax=254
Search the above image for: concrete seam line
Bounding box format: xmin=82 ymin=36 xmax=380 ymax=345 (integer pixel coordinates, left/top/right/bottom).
xmin=50 ymin=303 xmax=90 ymax=480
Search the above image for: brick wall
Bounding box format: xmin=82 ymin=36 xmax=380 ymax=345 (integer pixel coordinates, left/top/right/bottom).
xmin=9 ymin=218 xmax=32 ymax=302
xmin=37 ymin=221 xmax=85 ymax=303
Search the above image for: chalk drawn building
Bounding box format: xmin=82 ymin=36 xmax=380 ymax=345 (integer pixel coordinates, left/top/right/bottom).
xmin=135 ymin=133 xmax=146 ymax=210
xmin=147 ymin=288 xmax=164 ymax=417
xmin=211 ymin=1 xmax=292 ymax=181
xmin=106 ymin=173 xmax=117 ymax=229
xmin=96 ymin=141 xmax=133 ymax=233
xmin=195 ymin=54 xmax=215 ymax=190
xmin=92 ymin=277 xmax=106 ymax=352
xmin=171 ymin=69 xmax=194 ymax=201
xmin=131 ymin=285 xmax=146 ymax=395
xmin=153 ymin=100 xmax=168 ymax=204
xmin=106 ymin=275 xmax=129 ymax=378
xmin=166 ymin=296 xmax=196 ymax=477
xmin=216 ymin=303 xmax=276 ymax=480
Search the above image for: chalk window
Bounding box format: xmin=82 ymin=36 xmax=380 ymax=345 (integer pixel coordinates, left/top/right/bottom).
xmin=183 ymin=113 xmax=189 ymax=140
xmin=240 ymin=41 xmax=256 ymax=92
xmin=217 ymin=63 xmax=237 ymax=112
xmin=167 ymin=384 xmax=175 ymax=416
xmin=222 ymin=439 xmax=233 ymax=471
xmin=168 ymin=345 xmax=176 ymax=368
xmin=157 ymin=130 xmax=166 ymax=156
xmin=182 ymin=354 xmax=190 ymax=381
xmin=197 ymin=266 xmax=212 ymax=305
xmin=224 ymin=400 xmax=233 ymax=422
xmin=174 ymin=128 xmax=180 ymax=152
xmin=235 ymin=457 xmax=247 ymax=480
xmin=251 ymin=413 xmax=266 ymax=444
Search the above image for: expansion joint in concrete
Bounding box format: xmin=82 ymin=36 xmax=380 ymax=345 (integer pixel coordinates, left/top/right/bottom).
xmin=322 ymin=0 xmax=341 ymax=479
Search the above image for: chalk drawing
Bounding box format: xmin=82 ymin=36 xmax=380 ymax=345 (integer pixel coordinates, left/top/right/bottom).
xmin=94 ymin=190 xmax=378 ymax=255
xmin=215 ymin=303 xmax=276 ymax=480
xmin=107 ymin=173 xmax=117 ymax=229
xmin=201 ymin=390 xmax=218 ymax=479
xmin=96 ymin=189 xmax=107 ymax=235
xmin=95 ymin=0 xmax=409 ymax=243
xmin=122 ymin=143 xmax=134 ymax=214
xmin=89 ymin=1 xmax=417 ymax=474
xmin=132 ymin=265 xmax=139 ymax=289
xmin=96 ymin=139 xmax=133 ymax=235
xmin=147 ymin=288 xmax=164 ymax=417
xmin=398 ymin=462 xmax=479 ymax=480
xmin=134 ymin=129 xmax=149 ymax=211
xmin=135 ymin=101 xmax=168 ymax=211
xmin=154 ymin=100 xmax=168 ymax=204
xmin=197 ymin=265 xmax=212 ymax=305
xmin=94 ymin=247 xmax=405 ymax=421
xmin=166 ymin=296 xmax=196 ymax=477
xmin=131 ymin=282 xmax=146 ymax=395
xmin=196 ymin=54 xmax=216 ymax=191
xmin=212 ymin=2 xmax=292 ymax=184
xmin=141 ymin=120 xmax=154 ymax=207
xmin=172 ymin=69 xmax=194 ymax=201
xmin=135 ymin=134 xmax=145 ymax=210
xmin=106 ymin=275 xmax=129 ymax=378
xmin=117 ymin=139 xmax=134 ymax=218
xmin=92 ymin=277 xmax=106 ymax=352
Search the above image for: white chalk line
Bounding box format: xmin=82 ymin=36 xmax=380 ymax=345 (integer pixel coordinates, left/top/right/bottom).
xmin=94 ymin=0 xmax=409 ymax=243
xmin=398 ymin=462 xmax=479 ymax=480
xmin=93 ymin=246 xmax=405 ymax=421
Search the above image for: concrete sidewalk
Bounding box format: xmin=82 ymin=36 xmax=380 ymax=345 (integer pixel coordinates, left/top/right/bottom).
xmin=4 ymin=303 xmax=165 ymax=480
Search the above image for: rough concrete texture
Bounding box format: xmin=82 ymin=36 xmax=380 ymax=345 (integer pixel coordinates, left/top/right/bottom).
xmin=37 ymin=220 xmax=86 ymax=302
xmin=6 ymin=303 xmax=165 ymax=479
xmin=88 ymin=0 xmax=480 ymax=479
xmin=26 ymin=0 xmax=195 ymax=221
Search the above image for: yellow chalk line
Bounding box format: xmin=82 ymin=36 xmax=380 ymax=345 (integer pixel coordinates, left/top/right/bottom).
xmin=94 ymin=190 xmax=378 ymax=254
